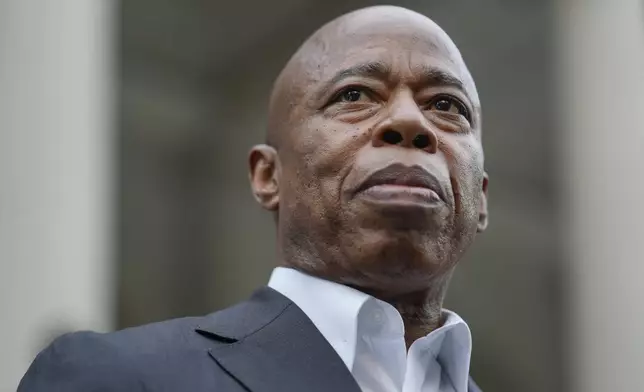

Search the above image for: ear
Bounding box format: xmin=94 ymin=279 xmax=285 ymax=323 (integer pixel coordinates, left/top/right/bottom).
xmin=249 ymin=145 xmax=280 ymax=211
xmin=477 ymin=172 xmax=489 ymax=233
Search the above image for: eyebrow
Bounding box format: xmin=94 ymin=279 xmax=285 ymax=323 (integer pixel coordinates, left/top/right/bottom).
xmin=314 ymin=61 xmax=466 ymax=100
xmin=413 ymin=64 xmax=465 ymax=91
xmin=326 ymin=61 xmax=392 ymax=87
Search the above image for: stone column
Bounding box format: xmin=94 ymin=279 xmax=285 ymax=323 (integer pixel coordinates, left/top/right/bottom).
xmin=556 ymin=2 xmax=644 ymax=391
xmin=0 ymin=1 xmax=116 ymax=389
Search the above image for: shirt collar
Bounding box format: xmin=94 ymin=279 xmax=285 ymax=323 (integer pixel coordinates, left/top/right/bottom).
xmin=410 ymin=309 xmax=472 ymax=391
xmin=267 ymin=267 xmax=472 ymax=391
xmin=268 ymin=266 xmax=370 ymax=370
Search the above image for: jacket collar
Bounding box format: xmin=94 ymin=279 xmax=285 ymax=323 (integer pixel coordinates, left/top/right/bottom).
xmin=195 ymin=286 xmax=361 ymax=392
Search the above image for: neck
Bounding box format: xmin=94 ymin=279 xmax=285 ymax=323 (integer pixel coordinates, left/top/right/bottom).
xmin=277 ymin=235 xmax=454 ymax=349
xmin=398 ymin=298 xmax=444 ymax=348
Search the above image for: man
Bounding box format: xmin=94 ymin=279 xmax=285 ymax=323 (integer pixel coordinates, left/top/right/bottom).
xmin=19 ymin=5 xmax=487 ymax=392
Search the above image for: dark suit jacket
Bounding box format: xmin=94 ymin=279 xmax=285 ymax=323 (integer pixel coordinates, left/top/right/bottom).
xmin=19 ymin=287 xmax=482 ymax=392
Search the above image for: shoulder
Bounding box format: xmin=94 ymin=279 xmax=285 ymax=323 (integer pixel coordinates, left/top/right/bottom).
xmin=18 ymin=330 xmax=137 ymax=391
xmin=18 ymin=316 xmax=208 ymax=392
xmin=100 ymin=315 xmax=206 ymax=352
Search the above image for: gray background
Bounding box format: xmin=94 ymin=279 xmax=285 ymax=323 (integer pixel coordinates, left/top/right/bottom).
xmin=119 ymin=1 xmax=562 ymax=391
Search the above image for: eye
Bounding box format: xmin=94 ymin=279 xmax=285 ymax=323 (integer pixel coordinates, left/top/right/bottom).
xmin=427 ymin=96 xmax=470 ymax=121
xmin=332 ymin=87 xmax=372 ymax=104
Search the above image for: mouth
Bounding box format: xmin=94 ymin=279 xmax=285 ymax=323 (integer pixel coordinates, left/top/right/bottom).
xmin=355 ymin=164 xmax=447 ymax=207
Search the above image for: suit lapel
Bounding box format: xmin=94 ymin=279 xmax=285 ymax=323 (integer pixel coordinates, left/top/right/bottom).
xmin=196 ymin=287 xmax=361 ymax=392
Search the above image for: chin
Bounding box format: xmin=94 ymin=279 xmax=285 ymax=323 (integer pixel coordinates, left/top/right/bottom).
xmin=340 ymin=229 xmax=452 ymax=286
xmin=353 ymin=201 xmax=452 ymax=233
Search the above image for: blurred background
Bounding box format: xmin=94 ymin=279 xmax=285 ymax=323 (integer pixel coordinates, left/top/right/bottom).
xmin=2 ymin=1 xmax=644 ymax=391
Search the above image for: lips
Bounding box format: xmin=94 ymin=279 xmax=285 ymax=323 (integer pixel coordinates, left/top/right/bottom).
xmin=355 ymin=163 xmax=447 ymax=203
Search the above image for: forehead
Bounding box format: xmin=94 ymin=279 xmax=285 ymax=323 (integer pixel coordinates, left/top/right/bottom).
xmin=302 ymin=13 xmax=477 ymax=97
xmin=332 ymin=16 xmax=455 ymax=59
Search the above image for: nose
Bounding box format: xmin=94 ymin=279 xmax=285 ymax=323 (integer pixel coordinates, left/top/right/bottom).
xmin=371 ymin=93 xmax=438 ymax=154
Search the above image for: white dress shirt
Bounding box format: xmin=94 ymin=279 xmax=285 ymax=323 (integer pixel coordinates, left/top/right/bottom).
xmin=268 ymin=267 xmax=472 ymax=392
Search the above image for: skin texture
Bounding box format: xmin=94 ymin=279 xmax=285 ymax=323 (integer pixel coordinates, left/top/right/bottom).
xmin=249 ymin=5 xmax=488 ymax=347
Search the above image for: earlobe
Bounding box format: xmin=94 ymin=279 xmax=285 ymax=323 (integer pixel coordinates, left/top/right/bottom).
xmin=248 ymin=145 xmax=280 ymax=211
xmin=477 ymin=173 xmax=489 ymax=233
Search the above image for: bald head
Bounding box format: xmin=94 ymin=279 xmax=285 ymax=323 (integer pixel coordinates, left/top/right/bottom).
xmin=249 ymin=5 xmax=487 ymax=304
xmin=267 ymin=5 xmax=480 ymax=147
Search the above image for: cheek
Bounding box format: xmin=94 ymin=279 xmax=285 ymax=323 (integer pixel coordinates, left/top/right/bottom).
xmin=296 ymin=119 xmax=367 ymax=176
xmin=295 ymin=119 xmax=364 ymax=169
xmin=287 ymin=119 xmax=368 ymax=208
xmin=444 ymin=137 xmax=485 ymax=214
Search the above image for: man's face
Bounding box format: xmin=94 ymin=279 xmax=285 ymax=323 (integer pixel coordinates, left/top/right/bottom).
xmin=253 ymin=9 xmax=487 ymax=295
